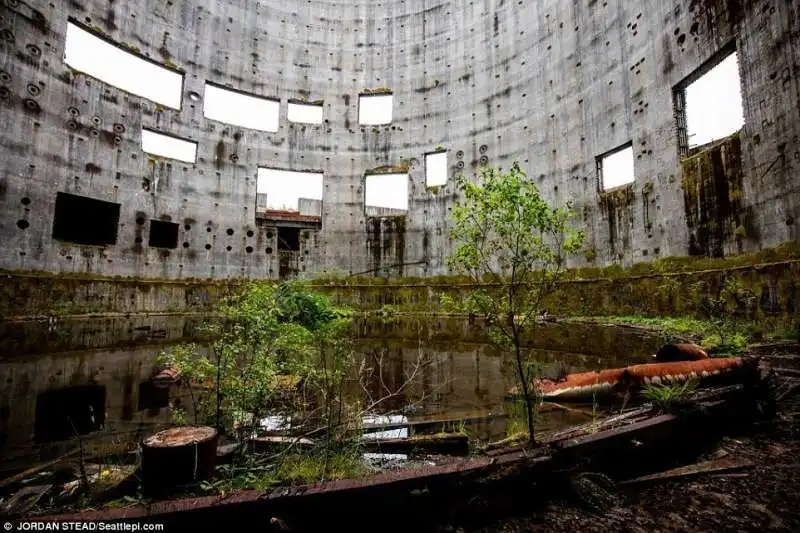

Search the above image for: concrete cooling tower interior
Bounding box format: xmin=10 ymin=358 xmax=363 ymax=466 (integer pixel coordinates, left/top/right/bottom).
xmin=0 ymin=0 xmax=798 ymax=280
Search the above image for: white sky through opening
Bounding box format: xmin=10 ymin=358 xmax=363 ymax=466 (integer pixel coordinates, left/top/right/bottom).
xmin=204 ymin=83 xmax=279 ymax=132
xmin=63 ymin=22 xmax=183 ymax=109
xmin=365 ymin=173 xmax=408 ymax=210
xmin=257 ymin=168 xmax=323 ymax=211
xmin=425 ymin=152 xmax=448 ymax=187
xmin=600 ymin=146 xmax=635 ymax=191
xmin=685 ymin=53 xmax=744 ymax=148
xmin=359 ymin=94 xmax=393 ymax=125
xmin=288 ymin=102 xmax=324 ymax=124
xmin=141 ymin=129 xmax=197 ymax=163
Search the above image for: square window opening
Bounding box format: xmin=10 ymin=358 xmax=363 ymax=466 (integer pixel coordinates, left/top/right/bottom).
xmin=425 ymin=151 xmax=448 ymax=187
xmin=359 ymin=93 xmax=393 ymax=125
xmin=149 ymin=219 xmax=179 ymax=249
xmin=203 ymin=82 xmax=280 ymax=132
xmin=278 ymin=227 xmax=301 ymax=251
xmin=365 ymin=173 xmax=409 ymax=211
xmin=52 ymin=192 xmax=121 ymax=246
xmin=288 ymin=101 xmax=324 ymax=124
xmin=64 ymin=20 xmax=183 ymax=110
xmin=674 ymin=45 xmax=744 ymax=156
xmin=597 ymin=144 xmax=635 ymax=192
xmin=141 ymin=129 xmax=197 ymax=163
xmin=256 ymin=168 xmax=324 ymax=211
xmin=138 ymin=381 xmax=170 ymax=413
xmin=34 ymin=385 xmax=106 ymax=443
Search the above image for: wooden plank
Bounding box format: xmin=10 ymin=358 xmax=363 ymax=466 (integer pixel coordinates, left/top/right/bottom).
xmin=362 ymin=434 xmax=469 ymax=455
xmin=618 ymin=457 xmax=754 ymax=486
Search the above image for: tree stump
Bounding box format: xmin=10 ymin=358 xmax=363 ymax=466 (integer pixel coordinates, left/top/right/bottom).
xmin=142 ymin=426 xmax=218 ymax=493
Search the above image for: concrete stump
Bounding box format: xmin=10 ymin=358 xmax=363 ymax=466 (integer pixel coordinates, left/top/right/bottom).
xmin=142 ymin=426 xmax=218 ymax=492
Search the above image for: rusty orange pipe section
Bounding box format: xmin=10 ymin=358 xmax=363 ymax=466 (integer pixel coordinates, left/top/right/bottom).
xmin=533 ymin=357 xmax=744 ymax=401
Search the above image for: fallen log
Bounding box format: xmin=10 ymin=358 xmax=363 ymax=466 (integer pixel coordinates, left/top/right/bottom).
xmin=362 ymin=433 xmax=469 ymax=456
xmin=141 ymin=426 xmax=218 ymax=493
xmin=618 ymin=456 xmax=754 ymax=486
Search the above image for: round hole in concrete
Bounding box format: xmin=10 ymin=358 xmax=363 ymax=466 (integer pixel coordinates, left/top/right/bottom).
xmin=246 ymin=230 xmax=254 ymax=238
xmin=266 ymin=247 xmax=273 ymax=254
xmin=226 ymin=228 xmax=234 ymax=236
xmin=21 ymin=197 xmax=30 ymax=205
xmin=182 ymin=242 xmax=190 ymax=248
xmin=204 ymin=244 xmax=211 ymax=250
xmin=16 ymin=219 xmax=29 ymax=229
xmin=226 ymin=245 xmax=232 ymax=251
xmin=245 ymin=246 xmax=253 ymax=253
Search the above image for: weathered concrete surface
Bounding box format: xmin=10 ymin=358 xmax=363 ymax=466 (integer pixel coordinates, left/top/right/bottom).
xmin=0 ymin=0 xmax=797 ymax=280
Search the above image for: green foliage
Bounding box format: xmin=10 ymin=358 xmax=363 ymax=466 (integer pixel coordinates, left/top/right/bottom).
xmin=446 ymin=162 xmax=585 ymax=444
xmin=159 ymin=281 xmax=354 ymax=438
xmin=641 ymin=378 xmax=699 ymax=411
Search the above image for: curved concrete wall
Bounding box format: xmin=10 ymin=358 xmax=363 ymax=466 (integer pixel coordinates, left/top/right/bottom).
xmin=0 ymin=0 xmax=797 ymax=279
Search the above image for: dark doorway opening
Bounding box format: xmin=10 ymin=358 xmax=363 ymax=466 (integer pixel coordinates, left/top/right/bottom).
xmin=277 ymin=227 xmax=301 ymax=251
xmin=34 ymin=385 xmax=106 ymax=443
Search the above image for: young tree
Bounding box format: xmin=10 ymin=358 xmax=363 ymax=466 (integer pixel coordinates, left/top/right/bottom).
xmin=445 ymin=162 xmax=585 ymax=444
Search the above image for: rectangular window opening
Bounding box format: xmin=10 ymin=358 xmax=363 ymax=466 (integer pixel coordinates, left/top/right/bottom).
xmin=64 ymin=21 xmax=183 ymax=110
xmin=203 ymin=82 xmax=279 ymax=132
xmin=256 ymin=168 xmax=324 ymax=211
xmin=141 ymin=129 xmax=197 ymax=163
xmin=597 ymin=144 xmax=635 ymax=191
xmin=365 ymin=173 xmax=409 ymax=211
xmin=425 ymin=151 xmax=448 ymax=187
xmin=52 ymin=192 xmax=121 ymax=246
xmin=149 ymin=219 xmax=179 ymax=249
xmin=674 ymin=45 xmax=744 ymax=155
xmin=138 ymin=381 xmax=170 ymax=413
xmin=34 ymin=385 xmax=106 ymax=443
xmin=278 ymin=227 xmax=301 ymax=251
xmin=288 ymin=101 xmax=324 ymax=124
xmin=359 ymin=93 xmax=393 ymax=125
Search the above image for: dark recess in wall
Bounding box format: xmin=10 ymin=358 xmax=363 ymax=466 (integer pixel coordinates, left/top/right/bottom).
xmin=52 ymin=192 xmax=121 ymax=246
xmin=34 ymin=385 xmax=106 ymax=443
xmin=138 ymin=381 xmax=170 ymax=414
xmin=278 ymin=227 xmax=301 ymax=251
xmin=149 ymin=220 xmax=180 ymax=249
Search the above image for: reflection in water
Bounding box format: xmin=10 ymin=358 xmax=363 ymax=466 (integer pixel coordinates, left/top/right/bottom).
xmin=0 ymin=317 xmax=666 ymax=473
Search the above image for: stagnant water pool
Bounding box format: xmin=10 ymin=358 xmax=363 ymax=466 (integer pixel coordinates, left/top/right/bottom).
xmin=0 ymin=315 xmax=668 ymax=474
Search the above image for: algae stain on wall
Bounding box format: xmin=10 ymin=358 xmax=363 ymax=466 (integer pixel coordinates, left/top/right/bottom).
xmin=681 ymin=131 xmax=751 ymax=257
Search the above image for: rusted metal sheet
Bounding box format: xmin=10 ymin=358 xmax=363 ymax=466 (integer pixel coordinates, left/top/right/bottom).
xmin=151 ymin=366 xmax=181 ymax=388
